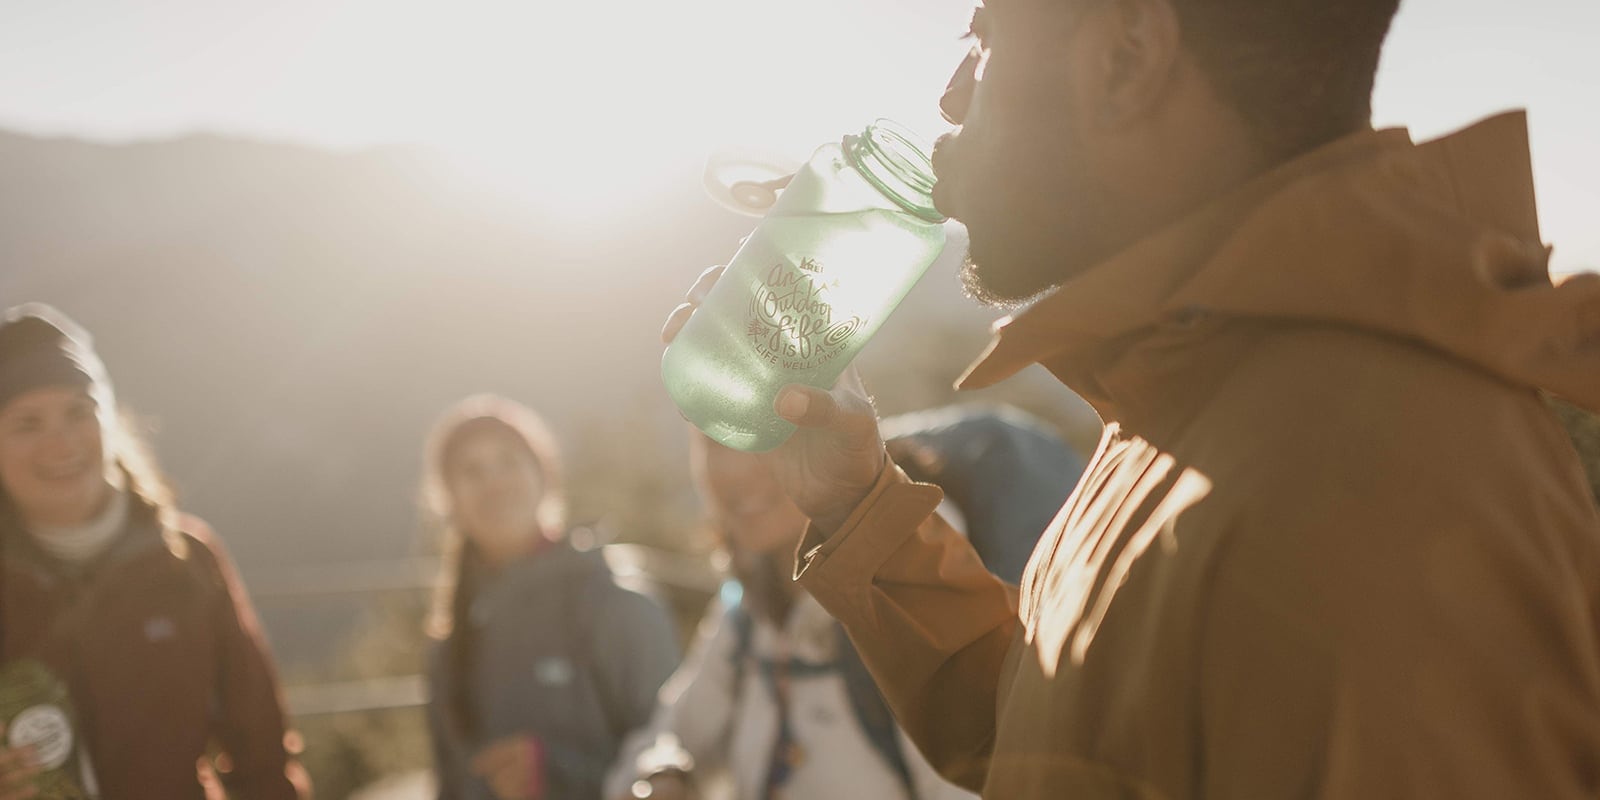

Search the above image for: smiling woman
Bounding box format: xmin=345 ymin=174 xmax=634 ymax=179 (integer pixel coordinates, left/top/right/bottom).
xmin=419 ymin=393 xmax=680 ymax=800
xmin=0 ymin=303 xmax=310 ymax=799
xmin=0 ymin=388 xmax=109 ymax=531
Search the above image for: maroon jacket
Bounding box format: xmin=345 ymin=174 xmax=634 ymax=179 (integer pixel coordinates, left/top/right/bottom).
xmin=0 ymin=505 xmax=309 ymax=799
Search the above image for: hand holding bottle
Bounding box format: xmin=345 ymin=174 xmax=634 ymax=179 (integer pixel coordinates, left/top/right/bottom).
xmin=0 ymin=722 xmax=40 ymax=800
xmin=664 ymin=266 xmax=887 ymax=536
xmin=661 ymin=120 xmax=945 ymax=454
xmin=0 ymin=661 xmax=88 ymax=799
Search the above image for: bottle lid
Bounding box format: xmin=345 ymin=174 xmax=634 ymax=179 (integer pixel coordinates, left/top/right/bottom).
xmin=702 ymin=148 xmax=800 ymax=216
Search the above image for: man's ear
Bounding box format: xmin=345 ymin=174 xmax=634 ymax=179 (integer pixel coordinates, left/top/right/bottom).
xmin=1093 ymin=0 xmax=1182 ymax=128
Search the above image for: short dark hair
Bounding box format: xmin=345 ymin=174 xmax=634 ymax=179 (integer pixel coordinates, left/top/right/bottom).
xmin=1174 ymin=0 xmax=1402 ymax=158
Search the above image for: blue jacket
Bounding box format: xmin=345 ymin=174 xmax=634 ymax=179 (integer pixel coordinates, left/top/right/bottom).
xmin=428 ymin=542 xmax=679 ymax=800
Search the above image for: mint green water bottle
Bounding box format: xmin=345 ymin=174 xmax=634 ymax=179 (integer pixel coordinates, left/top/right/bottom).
xmin=663 ymin=120 xmax=947 ymax=452
xmin=0 ymin=660 xmax=92 ymax=799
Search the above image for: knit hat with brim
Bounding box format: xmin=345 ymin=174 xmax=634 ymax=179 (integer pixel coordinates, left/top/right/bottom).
xmin=0 ymin=303 xmax=114 ymax=412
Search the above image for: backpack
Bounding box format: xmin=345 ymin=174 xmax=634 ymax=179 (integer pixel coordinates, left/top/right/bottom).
xmin=882 ymin=405 xmax=1086 ymax=585
xmin=725 ymin=597 xmax=916 ymax=799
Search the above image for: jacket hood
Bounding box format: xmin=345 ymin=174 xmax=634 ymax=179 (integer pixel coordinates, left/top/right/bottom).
xmin=958 ymin=111 xmax=1600 ymax=413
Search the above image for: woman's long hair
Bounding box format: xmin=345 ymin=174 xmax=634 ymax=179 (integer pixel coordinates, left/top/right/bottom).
xmin=420 ymin=394 xmax=565 ymax=738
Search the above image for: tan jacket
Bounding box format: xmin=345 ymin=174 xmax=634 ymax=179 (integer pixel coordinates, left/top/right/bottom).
xmin=794 ymin=112 xmax=1600 ymax=799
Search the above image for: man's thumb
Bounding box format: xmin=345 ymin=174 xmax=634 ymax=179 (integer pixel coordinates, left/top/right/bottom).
xmin=775 ymin=385 xmax=839 ymax=429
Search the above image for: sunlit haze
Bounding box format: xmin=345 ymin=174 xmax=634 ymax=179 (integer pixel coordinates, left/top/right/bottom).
xmin=0 ymin=0 xmax=1594 ymax=268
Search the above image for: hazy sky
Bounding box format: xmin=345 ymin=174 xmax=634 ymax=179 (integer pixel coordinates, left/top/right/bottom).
xmin=1 ymin=0 xmax=1595 ymax=270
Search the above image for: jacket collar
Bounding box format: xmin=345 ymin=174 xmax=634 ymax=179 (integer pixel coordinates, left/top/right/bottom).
xmin=1 ymin=504 xmax=170 ymax=584
xmin=956 ymin=111 xmax=1600 ymax=418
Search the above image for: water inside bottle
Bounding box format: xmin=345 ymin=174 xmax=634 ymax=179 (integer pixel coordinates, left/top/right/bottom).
xmin=662 ymin=206 xmax=943 ymax=451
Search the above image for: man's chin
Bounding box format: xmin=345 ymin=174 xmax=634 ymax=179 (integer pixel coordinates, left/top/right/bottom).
xmin=959 ymin=252 xmax=1061 ymax=310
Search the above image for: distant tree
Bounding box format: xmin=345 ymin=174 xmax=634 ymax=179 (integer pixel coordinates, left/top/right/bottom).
xmin=565 ymin=392 xmax=707 ymax=554
xmin=293 ymin=594 xmax=434 ymax=799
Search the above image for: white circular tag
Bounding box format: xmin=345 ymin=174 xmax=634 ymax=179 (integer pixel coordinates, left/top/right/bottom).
xmin=7 ymin=704 xmax=73 ymax=769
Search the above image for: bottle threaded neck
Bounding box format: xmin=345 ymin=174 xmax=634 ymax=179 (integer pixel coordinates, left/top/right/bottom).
xmin=843 ymin=119 xmax=946 ymax=224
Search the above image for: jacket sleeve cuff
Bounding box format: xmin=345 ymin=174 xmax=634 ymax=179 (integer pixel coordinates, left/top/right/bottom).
xmin=793 ymin=462 xmax=945 ymax=609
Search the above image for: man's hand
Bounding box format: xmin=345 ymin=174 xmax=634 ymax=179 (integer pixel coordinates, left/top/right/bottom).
xmin=0 ymin=723 xmax=41 ymax=800
xmin=470 ymin=735 xmax=543 ymax=800
xmin=664 ymin=265 xmax=887 ymax=535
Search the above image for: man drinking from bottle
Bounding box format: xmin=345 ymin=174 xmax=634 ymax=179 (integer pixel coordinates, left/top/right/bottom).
xmin=662 ymin=0 xmax=1600 ymax=797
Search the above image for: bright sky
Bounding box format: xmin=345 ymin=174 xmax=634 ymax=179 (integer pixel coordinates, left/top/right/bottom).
xmin=0 ymin=0 xmax=1594 ymax=269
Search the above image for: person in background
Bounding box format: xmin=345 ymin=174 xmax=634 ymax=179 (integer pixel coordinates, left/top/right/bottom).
xmin=0 ymin=303 xmax=310 ymax=799
xmin=606 ymin=407 xmax=1084 ymax=800
xmin=423 ymin=394 xmax=680 ymax=800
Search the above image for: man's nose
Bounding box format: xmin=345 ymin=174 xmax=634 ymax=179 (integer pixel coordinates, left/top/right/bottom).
xmin=940 ymin=47 xmax=980 ymax=125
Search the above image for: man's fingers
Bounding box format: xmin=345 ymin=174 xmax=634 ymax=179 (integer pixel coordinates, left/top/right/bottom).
xmin=686 ymin=265 xmax=725 ymax=305
xmin=775 ymin=385 xmax=841 ymax=429
xmin=661 ymin=303 xmax=696 ymax=344
xmin=776 ymin=366 xmax=879 ymax=432
xmin=661 ymin=265 xmax=727 ymax=344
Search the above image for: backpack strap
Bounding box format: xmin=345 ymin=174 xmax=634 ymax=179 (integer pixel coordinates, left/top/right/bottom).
xmin=726 ymin=590 xmax=918 ymax=800
xmin=563 ymin=550 xmax=633 ymax=744
xmin=727 ymin=598 xmax=756 ymax=705
xmin=835 ymin=624 xmax=917 ymax=800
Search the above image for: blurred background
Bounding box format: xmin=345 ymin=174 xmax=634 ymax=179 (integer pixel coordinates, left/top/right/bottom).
xmin=1 ymin=0 xmax=1595 ymax=794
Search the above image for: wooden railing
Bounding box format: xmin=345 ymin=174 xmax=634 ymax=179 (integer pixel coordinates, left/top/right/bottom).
xmin=253 ymin=544 xmax=721 ymax=717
